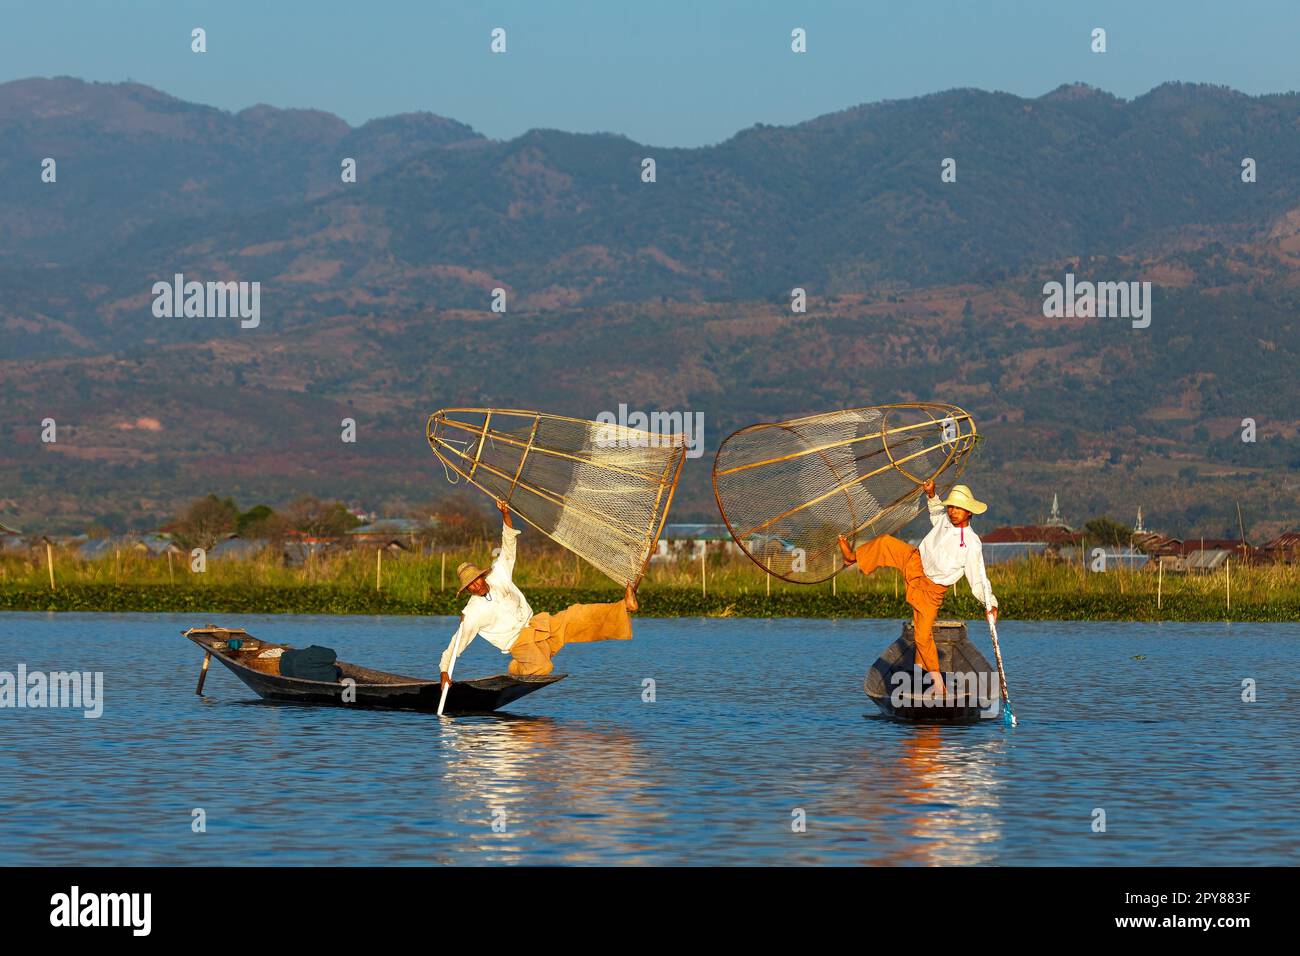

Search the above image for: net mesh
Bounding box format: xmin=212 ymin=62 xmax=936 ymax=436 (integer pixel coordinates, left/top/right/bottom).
xmin=427 ymin=408 xmax=687 ymax=588
xmin=712 ymin=404 xmax=977 ymax=584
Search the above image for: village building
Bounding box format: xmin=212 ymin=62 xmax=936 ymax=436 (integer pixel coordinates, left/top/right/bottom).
xmin=77 ymin=533 xmax=183 ymax=561
xmin=1089 ymin=548 xmax=1150 ymax=571
xmin=283 ymin=532 xmax=337 ymax=566
xmin=1132 ymin=506 xmax=1254 ymax=571
xmin=1176 ymin=538 xmax=1254 ymax=571
xmin=209 ymin=535 xmax=271 ymax=561
xmin=654 ymin=523 xmax=742 ymax=561
xmin=141 ymin=533 xmax=185 ymax=557
xmin=0 ymin=520 xmax=25 ymax=552
xmin=348 ymin=507 xmax=378 ymax=525
xmin=1131 ymin=532 xmax=1182 ymax=559
xmin=980 ymin=493 xmax=1083 ymax=564
xmin=348 ymin=518 xmax=424 ymax=553
xmin=1260 ymin=531 xmax=1300 ymax=564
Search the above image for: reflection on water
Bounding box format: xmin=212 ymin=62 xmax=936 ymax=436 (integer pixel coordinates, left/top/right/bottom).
xmin=1 ymin=612 xmax=1297 ymax=865
xmin=835 ymin=724 xmax=1008 ymax=866
xmin=436 ymin=716 xmax=668 ymax=866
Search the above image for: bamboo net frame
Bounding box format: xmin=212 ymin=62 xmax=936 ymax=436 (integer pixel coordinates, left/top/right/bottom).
xmin=427 ymin=407 xmax=688 ymax=589
xmin=712 ymin=403 xmax=979 ymax=584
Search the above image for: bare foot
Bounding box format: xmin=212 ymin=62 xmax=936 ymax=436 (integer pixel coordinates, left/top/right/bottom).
xmin=837 ymin=535 xmax=856 ymax=565
xmin=624 ymin=584 xmax=639 ymax=613
xmin=926 ymin=675 xmax=949 ymax=701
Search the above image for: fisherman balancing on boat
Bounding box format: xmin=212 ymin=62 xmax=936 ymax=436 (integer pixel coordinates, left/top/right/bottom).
xmin=838 ymin=480 xmax=998 ymax=697
xmin=440 ymin=501 xmax=639 ymax=686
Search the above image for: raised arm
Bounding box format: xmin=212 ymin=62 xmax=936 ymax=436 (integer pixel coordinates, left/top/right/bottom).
xmin=923 ymin=478 xmax=945 ymax=527
xmin=494 ymin=502 xmax=522 ymax=581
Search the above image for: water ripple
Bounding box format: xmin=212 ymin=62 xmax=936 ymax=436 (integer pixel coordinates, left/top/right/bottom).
xmin=1 ymin=613 xmax=1297 ymax=864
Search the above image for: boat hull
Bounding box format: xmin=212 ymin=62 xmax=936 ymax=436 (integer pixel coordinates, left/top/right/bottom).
xmin=184 ymin=627 xmax=564 ymax=714
xmin=864 ymin=620 xmax=1000 ymax=724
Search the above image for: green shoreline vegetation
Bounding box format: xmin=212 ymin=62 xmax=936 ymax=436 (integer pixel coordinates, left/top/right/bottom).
xmin=1 ymin=544 xmax=1297 ymax=622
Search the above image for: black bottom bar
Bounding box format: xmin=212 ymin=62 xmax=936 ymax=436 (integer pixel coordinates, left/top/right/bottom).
xmin=1 ymin=866 xmax=1280 ymax=942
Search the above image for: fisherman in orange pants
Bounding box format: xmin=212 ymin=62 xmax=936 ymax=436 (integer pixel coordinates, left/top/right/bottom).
xmin=439 ymin=501 xmax=636 ymax=684
xmin=839 ymin=479 xmax=998 ymax=697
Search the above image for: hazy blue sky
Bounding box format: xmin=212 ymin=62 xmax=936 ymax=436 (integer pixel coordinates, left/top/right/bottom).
xmin=1 ymin=0 xmax=1295 ymax=145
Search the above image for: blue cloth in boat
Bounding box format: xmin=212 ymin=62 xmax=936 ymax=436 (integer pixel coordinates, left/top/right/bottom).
xmin=279 ymin=645 xmax=340 ymax=682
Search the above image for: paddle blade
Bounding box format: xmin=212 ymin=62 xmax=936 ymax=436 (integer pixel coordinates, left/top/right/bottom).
xmin=986 ymin=615 xmax=1017 ymax=728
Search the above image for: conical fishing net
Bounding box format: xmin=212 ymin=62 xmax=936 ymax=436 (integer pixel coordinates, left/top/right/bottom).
xmin=427 ymin=408 xmax=687 ymax=588
xmin=712 ymin=404 xmax=977 ymax=584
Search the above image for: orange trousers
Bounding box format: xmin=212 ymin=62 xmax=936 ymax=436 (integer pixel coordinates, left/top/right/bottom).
xmin=507 ymin=601 xmax=633 ymax=677
xmin=854 ymin=535 xmax=948 ymax=678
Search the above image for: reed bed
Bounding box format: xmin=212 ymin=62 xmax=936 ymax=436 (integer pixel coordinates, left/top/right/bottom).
xmin=1 ymin=543 xmax=1297 ymax=621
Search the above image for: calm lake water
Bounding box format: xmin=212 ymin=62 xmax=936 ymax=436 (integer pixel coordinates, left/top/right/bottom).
xmin=1 ymin=612 xmax=1297 ymax=865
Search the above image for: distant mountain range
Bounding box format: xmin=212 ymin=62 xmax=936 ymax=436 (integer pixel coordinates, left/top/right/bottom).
xmin=0 ymin=77 xmax=481 ymax=269
xmin=1 ymin=77 xmax=1298 ymax=540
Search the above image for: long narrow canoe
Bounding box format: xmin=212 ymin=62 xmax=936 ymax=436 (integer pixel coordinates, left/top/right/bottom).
xmin=183 ymin=626 xmax=564 ymax=714
xmin=864 ymin=620 xmax=1001 ymax=724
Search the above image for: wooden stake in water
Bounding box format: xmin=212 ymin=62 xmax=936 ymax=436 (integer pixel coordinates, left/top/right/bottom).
xmin=376 ymin=548 xmax=382 ymax=592
xmin=1226 ymin=557 xmax=1231 ymax=618
xmin=1157 ymin=557 xmax=1163 ymax=611
xmin=45 ymin=540 xmax=56 ymax=591
xmin=701 ymin=545 xmax=707 ymax=598
xmin=167 ymin=549 xmax=174 ymax=585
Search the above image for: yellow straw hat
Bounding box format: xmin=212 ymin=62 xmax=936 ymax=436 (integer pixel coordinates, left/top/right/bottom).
xmin=455 ymin=561 xmax=489 ymax=595
xmin=941 ymin=484 xmax=987 ymax=515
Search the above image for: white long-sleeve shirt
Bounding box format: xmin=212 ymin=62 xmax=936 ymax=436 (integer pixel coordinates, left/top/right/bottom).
xmin=918 ymin=494 xmax=998 ymax=610
xmin=439 ymin=524 xmax=534 ymax=673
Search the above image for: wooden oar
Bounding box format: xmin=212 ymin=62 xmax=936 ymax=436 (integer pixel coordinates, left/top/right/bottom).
xmin=437 ymin=661 xmax=455 ymax=716
xmin=986 ymin=611 xmax=1017 ymax=727
xmin=195 ymin=651 xmax=212 ymax=696
xmin=437 ymin=614 xmax=465 ymax=717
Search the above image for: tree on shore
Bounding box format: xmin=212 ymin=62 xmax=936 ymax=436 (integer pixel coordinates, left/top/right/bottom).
xmin=282 ymin=495 xmax=361 ymax=540
xmin=236 ymin=504 xmax=274 ymax=535
xmin=423 ymin=497 xmax=494 ymax=547
xmin=1082 ymin=516 xmax=1132 ymax=549
xmin=167 ymin=495 xmax=239 ymax=551
xmin=236 ymin=504 xmax=293 ymax=551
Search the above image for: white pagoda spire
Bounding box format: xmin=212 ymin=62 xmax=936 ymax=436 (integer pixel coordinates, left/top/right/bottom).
xmin=1046 ymin=493 xmax=1068 ymax=528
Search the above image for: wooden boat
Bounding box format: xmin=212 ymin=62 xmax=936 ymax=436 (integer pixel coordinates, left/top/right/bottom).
xmin=183 ymin=626 xmax=565 ymax=714
xmin=864 ymin=620 xmax=1000 ymax=724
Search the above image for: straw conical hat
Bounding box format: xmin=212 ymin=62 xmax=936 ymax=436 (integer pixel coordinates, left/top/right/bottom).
xmin=456 ymin=562 xmax=488 ymax=595
xmin=941 ymin=484 xmax=987 ymax=515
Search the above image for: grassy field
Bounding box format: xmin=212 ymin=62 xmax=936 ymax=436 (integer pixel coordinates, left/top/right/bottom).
xmin=0 ymin=541 xmax=1297 ymax=622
